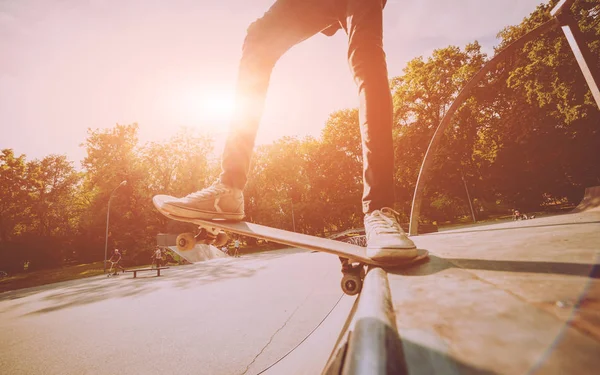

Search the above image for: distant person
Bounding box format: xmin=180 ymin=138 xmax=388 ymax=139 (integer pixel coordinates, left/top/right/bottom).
xmin=153 ymin=0 xmax=418 ymax=263
xmin=233 ymin=239 xmax=240 ymax=258
xmin=152 ymin=246 xmax=163 ymax=268
xmin=221 ymin=246 xmax=229 ymax=255
xmin=109 ymin=248 xmax=125 ymax=275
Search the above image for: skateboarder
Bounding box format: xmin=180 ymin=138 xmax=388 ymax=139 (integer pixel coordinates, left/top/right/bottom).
xmin=233 ymin=239 xmax=241 ymax=258
xmin=152 ymin=246 xmax=163 ymax=268
xmin=108 ymin=248 xmax=125 ymax=275
xmin=155 ymin=0 xmax=417 ymax=262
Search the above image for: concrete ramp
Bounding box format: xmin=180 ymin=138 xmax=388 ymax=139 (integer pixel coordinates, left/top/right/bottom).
xmin=168 ymin=244 xmax=227 ymax=263
xmin=572 ymin=185 xmax=600 ymax=212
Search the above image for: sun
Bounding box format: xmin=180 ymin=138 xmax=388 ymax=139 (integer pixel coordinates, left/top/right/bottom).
xmin=171 ymin=87 xmax=236 ymax=129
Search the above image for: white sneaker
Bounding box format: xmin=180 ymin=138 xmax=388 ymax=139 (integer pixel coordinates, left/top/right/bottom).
xmin=364 ymin=207 xmax=417 ymax=261
xmin=154 ymin=180 xmax=244 ymax=220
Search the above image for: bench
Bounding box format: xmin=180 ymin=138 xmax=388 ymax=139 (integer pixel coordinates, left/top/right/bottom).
xmin=125 ymin=267 xmax=169 ymax=278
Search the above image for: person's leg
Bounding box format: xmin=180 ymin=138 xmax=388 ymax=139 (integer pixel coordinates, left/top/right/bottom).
xmin=344 ymin=0 xmax=394 ymax=213
xmin=343 ymin=0 xmax=416 ymax=259
xmin=157 ymin=0 xmax=338 ymax=220
xmin=220 ymin=0 xmax=338 ymax=189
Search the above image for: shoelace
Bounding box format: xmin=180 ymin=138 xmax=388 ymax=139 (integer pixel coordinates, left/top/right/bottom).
xmin=184 ymin=181 xmax=229 ymax=200
xmin=365 ymin=207 xmax=403 ymax=234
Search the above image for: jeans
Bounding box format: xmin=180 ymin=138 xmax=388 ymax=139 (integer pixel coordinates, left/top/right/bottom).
xmin=220 ymin=0 xmax=394 ymax=214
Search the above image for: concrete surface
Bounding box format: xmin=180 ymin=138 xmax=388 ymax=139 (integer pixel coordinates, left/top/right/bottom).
xmin=3 ymin=187 xmax=599 ymax=374
xmin=0 ymin=249 xmax=354 ymax=375
xmin=391 ymin=206 xmax=600 ymax=374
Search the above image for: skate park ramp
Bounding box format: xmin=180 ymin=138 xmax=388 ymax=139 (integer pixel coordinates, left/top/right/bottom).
xmin=168 ymin=244 xmax=226 ymax=263
xmin=572 ymin=186 xmax=600 ymax=213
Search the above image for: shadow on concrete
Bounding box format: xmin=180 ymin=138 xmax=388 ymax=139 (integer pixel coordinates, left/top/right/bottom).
xmin=427 ymin=219 xmax=600 ymax=236
xmin=388 ymin=255 xmax=599 ymax=279
xmin=443 ymin=257 xmax=599 ymax=279
xmin=324 ymin=316 xmax=497 ymax=375
xmin=1 ymin=249 xmax=306 ymax=315
xmin=398 ymin=336 xmax=498 ymax=375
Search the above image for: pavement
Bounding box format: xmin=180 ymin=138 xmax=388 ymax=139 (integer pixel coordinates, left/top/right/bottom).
xmin=2 ymin=186 xmax=599 ymax=374
xmin=391 ymin=194 xmax=600 ymax=374
xmin=0 ymin=249 xmax=354 ymax=375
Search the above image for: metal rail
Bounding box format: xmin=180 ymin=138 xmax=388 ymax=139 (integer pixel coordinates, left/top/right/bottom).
xmin=409 ymin=1 xmax=600 ymax=235
xmin=322 ymin=268 xmax=406 ymax=374
xmin=408 ymin=19 xmax=558 ymax=236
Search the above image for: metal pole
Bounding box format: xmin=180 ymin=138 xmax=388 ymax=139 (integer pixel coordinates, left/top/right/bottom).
xmin=461 ymin=171 xmax=476 ymax=223
xmin=103 ymin=197 xmax=112 ymax=274
xmin=291 ymin=200 xmax=296 ymax=232
xmin=408 ymin=19 xmax=557 ymax=236
xmin=103 ymin=180 xmax=127 ymax=273
xmin=560 ymin=18 xmax=600 ymax=109
xmin=342 ymin=268 xmax=406 ymax=374
xmin=551 ymin=0 xmax=599 ymax=108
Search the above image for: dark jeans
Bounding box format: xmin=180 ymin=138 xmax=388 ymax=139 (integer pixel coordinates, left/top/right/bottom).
xmin=220 ymin=0 xmax=394 ymax=214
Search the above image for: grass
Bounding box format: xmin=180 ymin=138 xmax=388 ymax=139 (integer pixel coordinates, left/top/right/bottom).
xmin=0 ymin=261 xmax=111 ymax=294
xmin=0 ymin=245 xmax=280 ymax=293
xmin=0 ymin=260 xmax=164 ymax=294
xmin=0 ymin=261 xmax=120 ymax=293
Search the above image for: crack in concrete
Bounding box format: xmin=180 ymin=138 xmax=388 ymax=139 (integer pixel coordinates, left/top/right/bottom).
xmin=240 ymin=267 xmax=330 ymax=375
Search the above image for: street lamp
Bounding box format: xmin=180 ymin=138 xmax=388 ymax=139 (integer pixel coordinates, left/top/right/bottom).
xmin=103 ymin=180 xmax=127 ymax=273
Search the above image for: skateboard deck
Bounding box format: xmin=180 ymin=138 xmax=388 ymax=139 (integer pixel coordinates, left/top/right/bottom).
xmin=153 ymin=195 xmax=428 ymax=294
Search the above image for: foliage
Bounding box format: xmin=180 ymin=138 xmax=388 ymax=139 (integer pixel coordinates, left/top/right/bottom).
xmin=1 ymin=0 xmax=598 ymax=273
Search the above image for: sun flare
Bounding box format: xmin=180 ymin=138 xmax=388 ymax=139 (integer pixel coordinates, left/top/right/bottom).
xmin=170 ymin=87 xmax=236 ymax=130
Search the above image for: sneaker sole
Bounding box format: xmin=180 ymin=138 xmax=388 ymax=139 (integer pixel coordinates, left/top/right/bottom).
xmin=160 ymin=202 xmax=245 ymax=221
xmin=366 ymin=246 xmax=418 ymax=262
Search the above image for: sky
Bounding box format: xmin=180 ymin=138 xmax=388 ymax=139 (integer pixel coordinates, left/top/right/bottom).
xmin=0 ymin=0 xmax=546 ymax=166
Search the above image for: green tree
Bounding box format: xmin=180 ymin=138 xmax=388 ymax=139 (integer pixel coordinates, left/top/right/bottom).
xmin=484 ymin=0 xmax=600 ymax=207
xmin=79 ymin=123 xmax=148 ymax=262
xmin=0 ymin=149 xmax=28 ymax=243
xmin=391 ymin=43 xmax=488 ymax=221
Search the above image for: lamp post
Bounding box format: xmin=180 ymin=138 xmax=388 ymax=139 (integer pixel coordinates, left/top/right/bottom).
xmin=460 ymin=171 xmax=476 ymax=224
xmin=103 ymin=180 xmax=127 ymax=273
xmin=290 ymin=199 xmax=296 ymax=232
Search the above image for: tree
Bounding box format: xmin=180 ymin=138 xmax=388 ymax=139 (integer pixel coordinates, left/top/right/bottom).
xmin=79 ymin=123 xmax=147 ymax=261
xmin=485 ymin=0 xmax=600 ymax=207
xmin=391 ymin=43 xmax=488 ymax=221
xmin=0 ymin=149 xmax=28 ymax=243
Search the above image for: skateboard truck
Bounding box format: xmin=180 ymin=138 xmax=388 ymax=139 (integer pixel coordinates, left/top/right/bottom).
xmin=340 ymin=258 xmax=366 ymax=296
xmin=176 ymin=225 xmax=229 ymax=251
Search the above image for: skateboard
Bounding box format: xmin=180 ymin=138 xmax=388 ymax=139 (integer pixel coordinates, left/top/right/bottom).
xmin=105 ymin=261 xmax=121 ymax=277
xmin=153 ymin=195 xmax=428 ymax=295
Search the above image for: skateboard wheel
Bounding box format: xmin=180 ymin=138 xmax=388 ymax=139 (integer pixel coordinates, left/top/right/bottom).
xmin=176 ymin=232 xmax=196 ymax=251
xmin=341 ymin=274 xmax=362 ymax=296
xmin=214 ymin=232 xmax=229 ymax=247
